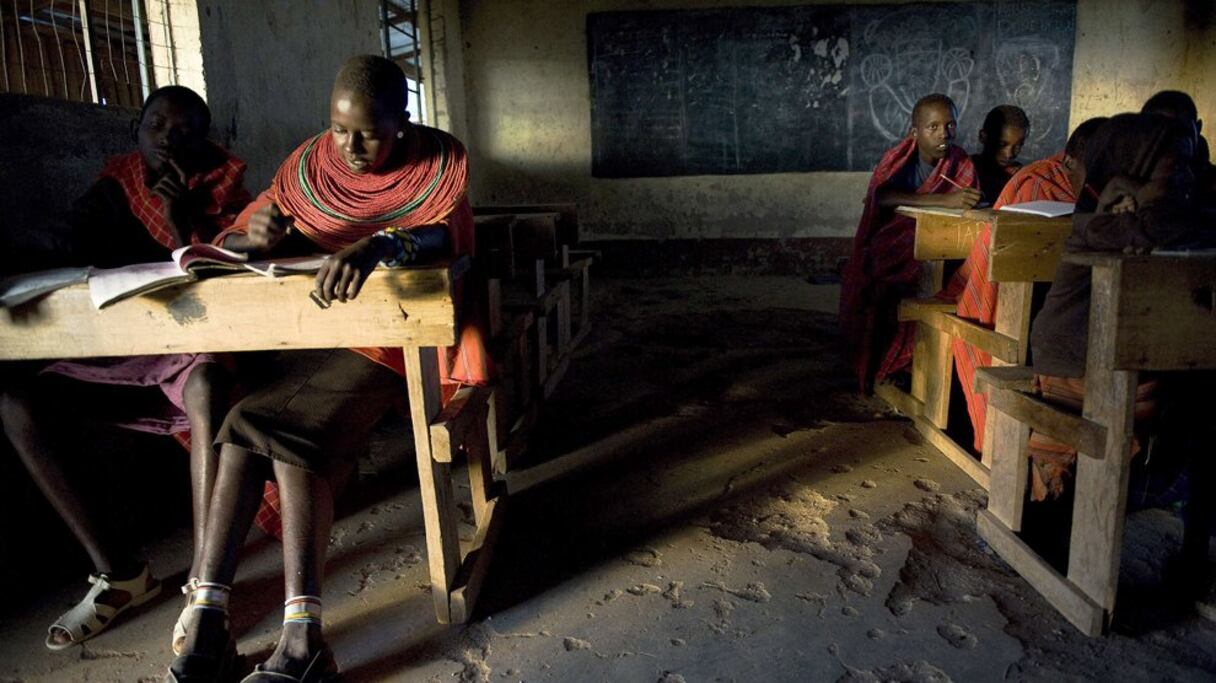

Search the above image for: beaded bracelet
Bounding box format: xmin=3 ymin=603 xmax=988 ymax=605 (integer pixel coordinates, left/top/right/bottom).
xmin=375 ymin=227 xmax=422 ymax=267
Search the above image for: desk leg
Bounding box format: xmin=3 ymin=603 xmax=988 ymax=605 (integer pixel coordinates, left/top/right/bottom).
xmin=1068 ymin=263 xmax=1136 ymax=629
xmin=404 ymin=345 xmax=462 ymax=623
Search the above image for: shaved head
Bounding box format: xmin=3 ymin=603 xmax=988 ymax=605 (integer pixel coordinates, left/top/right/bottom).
xmin=912 ymin=93 xmax=957 ymax=127
xmin=333 ymin=54 xmax=408 ymax=116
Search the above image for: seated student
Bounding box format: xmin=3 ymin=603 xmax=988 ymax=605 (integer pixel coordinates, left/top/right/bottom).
xmin=1141 ymin=89 xmax=1216 ymax=206
xmin=839 ymin=93 xmax=980 ymax=392
xmin=0 ymin=86 xmax=249 ymax=651
xmin=167 ymin=55 xmax=491 ymax=682
xmin=942 ymin=116 xmax=1107 ymax=453
xmin=971 ymin=105 xmax=1030 ymax=206
xmin=1028 ymin=112 xmax=1206 ymax=502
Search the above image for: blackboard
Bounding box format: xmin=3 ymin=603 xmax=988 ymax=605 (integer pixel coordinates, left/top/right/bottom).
xmin=588 ymin=1 xmax=1076 ymax=177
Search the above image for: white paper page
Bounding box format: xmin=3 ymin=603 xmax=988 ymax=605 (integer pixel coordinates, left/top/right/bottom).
xmin=998 ymin=200 xmax=1075 ymax=217
xmin=0 ymin=267 xmax=91 ymax=307
xmin=87 ymin=261 xmax=191 ymax=309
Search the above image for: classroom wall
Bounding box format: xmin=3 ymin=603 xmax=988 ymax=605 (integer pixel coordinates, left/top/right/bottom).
xmin=458 ymin=0 xmax=1216 ymax=245
xmin=194 ymin=0 xmax=383 ymax=190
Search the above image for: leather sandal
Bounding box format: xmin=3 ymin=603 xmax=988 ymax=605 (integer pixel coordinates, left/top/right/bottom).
xmin=240 ymin=647 xmax=340 ymax=682
xmin=46 ymin=563 xmax=161 ymax=651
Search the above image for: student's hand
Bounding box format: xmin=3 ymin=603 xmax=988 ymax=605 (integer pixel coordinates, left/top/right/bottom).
xmin=947 ymin=187 xmax=982 ymax=209
xmin=313 ymin=235 xmax=389 ymax=305
xmin=246 ymin=202 xmax=294 ymax=252
xmin=152 ymin=159 xmax=189 ymax=208
xmin=1099 ymin=176 xmax=1141 ymax=214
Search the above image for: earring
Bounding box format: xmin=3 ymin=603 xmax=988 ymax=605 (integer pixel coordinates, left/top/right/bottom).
xmin=396 ymin=131 xmax=405 ymax=139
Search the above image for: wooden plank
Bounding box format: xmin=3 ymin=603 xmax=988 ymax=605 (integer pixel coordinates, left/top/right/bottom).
xmin=977 ymin=510 xmax=1105 ymax=636
xmin=554 ymin=281 xmax=573 ymax=358
xmin=428 ymin=386 xmax=491 ymax=464
xmin=0 ymin=265 xmax=460 ymax=360
xmin=985 ymin=388 xmax=1106 ymax=459
xmin=511 ymin=214 xmax=560 ymax=268
xmin=975 ymin=366 xmax=1035 ymax=392
xmin=991 ymin=281 xmax=1033 ymax=365
xmin=897 ymin=298 xmax=956 ymax=323
xmin=474 ymin=203 xmax=579 ymax=246
xmin=985 ymin=406 xmax=1030 ymax=530
xmin=913 ymin=417 xmax=990 ymax=490
xmin=918 ymin=323 xmax=953 ymax=429
xmin=988 ymin=215 xmax=1072 ymax=282
xmin=448 ymin=496 xmax=506 ymax=624
xmin=1111 ymin=256 xmax=1216 ymax=371
xmin=1069 ymin=261 xmax=1137 ymax=616
xmin=473 ymin=215 xmax=517 ymax=280
xmin=873 ymin=382 xmax=924 ymax=418
xmin=404 ymin=346 xmax=461 ymax=623
xmin=908 ymin=210 xmax=992 ymax=260
xmin=931 ymin=314 xmax=1020 ymax=364
xmin=465 ymin=399 xmax=496 ymax=526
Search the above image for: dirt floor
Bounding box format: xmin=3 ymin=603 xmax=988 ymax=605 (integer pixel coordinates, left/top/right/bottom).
xmin=2 ymin=275 xmax=1215 ymax=682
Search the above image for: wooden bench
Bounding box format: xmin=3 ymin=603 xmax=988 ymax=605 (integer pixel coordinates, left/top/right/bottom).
xmin=474 ymin=204 xmax=596 ymax=474
xmin=976 ymin=253 xmax=1216 ymax=635
xmin=876 ymin=207 xmax=1071 ymax=488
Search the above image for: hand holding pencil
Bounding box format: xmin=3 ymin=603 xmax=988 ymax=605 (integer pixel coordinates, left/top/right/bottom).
xmin=939 ymin=174 xmax=982 ymax=210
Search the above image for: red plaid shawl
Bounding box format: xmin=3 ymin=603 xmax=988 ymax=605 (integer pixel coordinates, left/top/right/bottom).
xmin=942 ymin=153 xmax=1074 ymax=452
xmin=839 ymin=137 xmax=977 ymax=391
xmin=100 ymin=145 xmax=250 ymax=248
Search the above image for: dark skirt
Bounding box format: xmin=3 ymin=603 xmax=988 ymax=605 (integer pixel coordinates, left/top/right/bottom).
xmin=215 ymin=349 xmax=402 ymax=473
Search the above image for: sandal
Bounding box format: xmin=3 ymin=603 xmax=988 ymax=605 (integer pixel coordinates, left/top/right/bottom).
xmin=46 ymin=564 xmax=162 ymax=651
xmin=164 ymin=637 xmax=239 ymax=683
xmin=173 ymin=578 xmax=200 ymax=656
xmin=240 ymin=647 xmax=340 ymax=683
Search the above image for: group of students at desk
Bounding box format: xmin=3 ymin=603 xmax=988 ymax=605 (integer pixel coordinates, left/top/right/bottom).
xmin=1 ymin=55 xmax=488 ymax=682
xmin=841 ymin=89 xmax=1216 ymax=600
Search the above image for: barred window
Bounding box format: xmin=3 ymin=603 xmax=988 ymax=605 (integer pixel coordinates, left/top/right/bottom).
xmin=380 ymin=0 xmax=424 ymax=123
xmin=1 ymin=0 xmax=156 ymax=108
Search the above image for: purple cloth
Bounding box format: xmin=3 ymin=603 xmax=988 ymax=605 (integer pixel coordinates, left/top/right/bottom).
xmin=41 ymin=353 xmax=215 ymax=435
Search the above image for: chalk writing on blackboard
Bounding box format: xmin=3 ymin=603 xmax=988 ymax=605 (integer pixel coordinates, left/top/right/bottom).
xmin=588 ymin=1 xmax=1076 ymax=177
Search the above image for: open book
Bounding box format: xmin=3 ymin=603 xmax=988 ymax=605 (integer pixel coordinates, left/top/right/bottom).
xmin=88 ymin=244 xmax=328 ymax=309
xmin=0 ymin=267 xmax=92 ymax=307
xmin=998 ymin=200 xmax=1075 ymax=218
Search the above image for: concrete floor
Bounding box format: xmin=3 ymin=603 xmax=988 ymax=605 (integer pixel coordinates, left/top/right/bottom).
xmin=2 ymin=276 xmax=1216 ymax=682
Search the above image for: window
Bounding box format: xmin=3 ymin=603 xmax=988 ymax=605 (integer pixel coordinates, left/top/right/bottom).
xmin=0 ymin=0 xmax=155 ymax=108
xmin=380 ymin=0 xmax=424 ymax=123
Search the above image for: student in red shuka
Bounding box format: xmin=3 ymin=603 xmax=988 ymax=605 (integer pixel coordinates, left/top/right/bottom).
xmin=839 ymin=93 xmax=979 ymax=393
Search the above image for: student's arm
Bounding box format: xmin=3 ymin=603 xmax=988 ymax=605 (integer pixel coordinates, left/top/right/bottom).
xmin=313 ymin=225 xmax=450 ymax=305
xmin=874 ymin=186 xmax=981 ymax=209
xmin=1071 ymin=178 xmax=1209 ymax=251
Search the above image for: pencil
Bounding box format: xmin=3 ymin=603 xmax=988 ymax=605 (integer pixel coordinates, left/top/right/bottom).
xmin=939 ymin=174 xmax=966 ymax=191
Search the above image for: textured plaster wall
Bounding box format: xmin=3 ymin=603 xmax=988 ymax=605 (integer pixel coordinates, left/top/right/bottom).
xmin=459 ymin=0 xmax=1216 ymax=241
xmin=194 ymin=0 xmax=383 ymax=191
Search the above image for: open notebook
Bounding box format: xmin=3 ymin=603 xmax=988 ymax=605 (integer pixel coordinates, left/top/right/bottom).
xmin=88 ymin=244 xmax=328 ymax=309
xmin=997 ymin=200 xmax=1075 ymax=218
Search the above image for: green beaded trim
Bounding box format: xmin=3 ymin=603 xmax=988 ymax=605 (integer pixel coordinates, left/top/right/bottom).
xmin=295 ymin=128 xmax=449 ymax=225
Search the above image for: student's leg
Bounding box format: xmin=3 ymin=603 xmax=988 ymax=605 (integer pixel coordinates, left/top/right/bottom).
xmin=258 ymin=460 xmax=344 ymax=676
xmin=180 ymin=361 xmax=230 ymax=578
xmin=178 ymin=443 xmax=268 ymax=658
xmin=1 ymin=384 xmax=124 ymax=574
xmin=2 ymin=382 xmax=158 ymax=647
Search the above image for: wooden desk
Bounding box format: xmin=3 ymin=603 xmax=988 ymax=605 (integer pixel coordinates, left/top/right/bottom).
xmin=977 ymin=252 xmax=1216 ymax=635
xmin=883 ymin=206 xmax=1072 ymax=489
xmin=0 ymin=261 xmax=495 ymax=624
